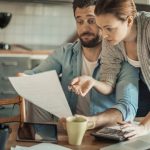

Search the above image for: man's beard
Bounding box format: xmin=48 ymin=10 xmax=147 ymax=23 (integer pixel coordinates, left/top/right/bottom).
xmin=79 ymin=32 xmax=101 ymax=48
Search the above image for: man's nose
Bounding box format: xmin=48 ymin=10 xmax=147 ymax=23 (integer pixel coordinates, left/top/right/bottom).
xmin=83 ymin=21 xmax=91 ymax=27
xmin=81 ymin=22 xmax=90 ymax=31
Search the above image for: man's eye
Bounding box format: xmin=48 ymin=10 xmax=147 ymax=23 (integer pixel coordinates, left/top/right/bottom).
xmin=88 ymin=18 xmax=96 ymax=24
xmin=76 ymin=20 xmax=83 ymax=25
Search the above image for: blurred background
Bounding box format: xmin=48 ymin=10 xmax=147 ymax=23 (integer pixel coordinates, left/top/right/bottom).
xmin=0 ymin=0 xmax=150 ymax=50
xmin=0 ymin=0 xmax=76 ymax=50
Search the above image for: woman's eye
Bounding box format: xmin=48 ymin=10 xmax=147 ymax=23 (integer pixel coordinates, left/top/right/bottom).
xmin=107 ymin=28 xmax=113 ymax=32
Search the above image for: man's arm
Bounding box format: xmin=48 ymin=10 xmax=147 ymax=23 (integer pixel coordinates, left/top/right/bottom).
xmin=112 ymin=62 xmax=139 ymax=121
xmin=88 ymin=62 xmax=139 ymax=128
xmin=89 ymin=108 xmax=123 ymax=128
xmin=24 ymin=48 xmax=64 ymax=75
xmin=16 ymin=49 xmax=62 ymax=76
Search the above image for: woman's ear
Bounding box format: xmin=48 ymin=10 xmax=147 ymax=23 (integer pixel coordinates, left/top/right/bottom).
xmin=127 ymin=16 xmax=134 ymax=27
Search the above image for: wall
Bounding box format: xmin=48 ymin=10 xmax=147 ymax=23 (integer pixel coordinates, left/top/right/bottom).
xmin=0 ymin=2 xmax=76 ymax=49
xmin=135 ymin=0 xmax=150 ymax=4
xmin=1 ymin=1 xmax=149 ymax=50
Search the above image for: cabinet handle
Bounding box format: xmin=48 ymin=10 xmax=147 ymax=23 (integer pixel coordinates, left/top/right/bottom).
xmin=0 ymin=91 xmax=16 ymax=95
xmin=2 ymin=62 xmax=18 ymax=66
xmin=1 ymin=77 xmax=9 ymax=81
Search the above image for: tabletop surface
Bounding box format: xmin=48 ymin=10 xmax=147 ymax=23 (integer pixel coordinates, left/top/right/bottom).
xmin=6 ymin=123 xmax=116 ymax=150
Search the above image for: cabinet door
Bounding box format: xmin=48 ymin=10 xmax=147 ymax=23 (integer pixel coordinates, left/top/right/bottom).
xmin=0 ymin=57 xmax=31 ymax=98
xmin=0 ymin=57 xmax=31 ymax=75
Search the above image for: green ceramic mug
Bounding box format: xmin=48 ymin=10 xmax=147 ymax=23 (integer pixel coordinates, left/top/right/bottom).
xmin=66 ymin=116 xmax=95 ymax=145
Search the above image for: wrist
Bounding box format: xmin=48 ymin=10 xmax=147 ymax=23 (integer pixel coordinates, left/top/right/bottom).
xmin=91 ymin=77 xmax=96 ymax=87
xmin=89 ymin=115 xmax=104 ymax=128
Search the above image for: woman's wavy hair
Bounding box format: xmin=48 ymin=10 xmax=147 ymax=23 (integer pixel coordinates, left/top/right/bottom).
xmin=95 ymin=0 xmax=137 ymax=21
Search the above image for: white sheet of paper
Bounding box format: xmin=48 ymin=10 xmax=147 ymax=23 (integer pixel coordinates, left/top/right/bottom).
xmin=31 ymin=143 xmax=72 ymax=150
xmin=9 ymin=70 xmax=72 ymax=118
xmin=11 ymin=146 xmax=29 ymax=150
xmin=12 ymin=143 xmax=72 ymax=150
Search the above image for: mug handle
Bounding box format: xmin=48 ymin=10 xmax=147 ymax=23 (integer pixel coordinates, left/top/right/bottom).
xmin=87 ymin=120 xmax=95 ymax=130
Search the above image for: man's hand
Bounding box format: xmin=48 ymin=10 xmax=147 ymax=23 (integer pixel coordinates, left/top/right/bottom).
xmin=16 ymin=72 xmax=27 ymax=77
xmin=68 ymin=75 xmax=95 ymax=96
xmin=59 ymin=117 xmax=67 ymax=130
xmin=120 ymin=122 xmax=148 ymax=139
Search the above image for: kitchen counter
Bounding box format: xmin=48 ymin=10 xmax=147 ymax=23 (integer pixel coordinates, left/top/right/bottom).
xmin=0 ymin=49 xmax=53 ymax=99
xmin=0 ymin=50 xmax=53 ymax=60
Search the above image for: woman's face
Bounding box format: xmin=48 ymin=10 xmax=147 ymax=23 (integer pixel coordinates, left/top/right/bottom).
xmin=96 ymin=13 xmax=131 ymax=45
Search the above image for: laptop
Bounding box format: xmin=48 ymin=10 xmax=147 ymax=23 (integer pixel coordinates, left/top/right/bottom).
xmin=100 ymin=133 xmax=150 ymax=150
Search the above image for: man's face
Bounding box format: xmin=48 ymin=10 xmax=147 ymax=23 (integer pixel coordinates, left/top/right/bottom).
xmin=75 ymin=6 xmax=101 ymax=48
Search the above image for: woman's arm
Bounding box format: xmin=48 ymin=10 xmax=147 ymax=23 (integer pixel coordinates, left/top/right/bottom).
xmin=69 ymin=40 xmax=124 ymax=96
xmin=69 ymin=75 xmax=113 ymax=96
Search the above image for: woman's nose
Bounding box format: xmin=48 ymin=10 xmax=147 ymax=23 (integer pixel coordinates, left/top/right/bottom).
xmin=102 ymin=30 xmax=108 ymax=39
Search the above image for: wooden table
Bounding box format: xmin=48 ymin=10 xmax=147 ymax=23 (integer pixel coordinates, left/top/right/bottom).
xmin=6 ymin=123 xmax=114 ymax=150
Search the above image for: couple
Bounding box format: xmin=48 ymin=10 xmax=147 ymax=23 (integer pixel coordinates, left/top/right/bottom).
xmin=22 ymin=0 xmax=150 ymax=140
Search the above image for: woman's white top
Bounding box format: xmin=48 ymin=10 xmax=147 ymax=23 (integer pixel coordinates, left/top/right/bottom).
xmin=127 ymin=56 xmax=141 ymax=68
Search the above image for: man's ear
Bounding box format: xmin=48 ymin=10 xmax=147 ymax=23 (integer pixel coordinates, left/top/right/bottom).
xmin=127 ymin=16 xmax=134 ymax=27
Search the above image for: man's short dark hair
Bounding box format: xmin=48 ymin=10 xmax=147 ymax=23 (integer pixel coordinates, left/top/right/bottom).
xmin=73 ymin=0 xmax=96 ymax=15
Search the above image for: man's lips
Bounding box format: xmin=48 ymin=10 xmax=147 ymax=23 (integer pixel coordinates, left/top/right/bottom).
xmin=81 ymin=34 xmax=94 ymax=38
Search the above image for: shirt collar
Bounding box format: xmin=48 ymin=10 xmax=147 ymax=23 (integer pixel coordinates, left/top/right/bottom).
xmin=72 ymin=39 xmax=82 ymax=53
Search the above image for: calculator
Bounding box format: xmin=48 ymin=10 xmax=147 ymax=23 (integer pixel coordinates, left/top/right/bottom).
xmin=91 ymin=127 xmax=127 ymax=142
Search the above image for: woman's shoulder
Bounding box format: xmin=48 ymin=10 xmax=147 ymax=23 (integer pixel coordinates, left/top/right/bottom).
xmin=101 ymin=40 xmax=125 ymax=60
xmin=137 ymin=11 xmax=150 ymax=22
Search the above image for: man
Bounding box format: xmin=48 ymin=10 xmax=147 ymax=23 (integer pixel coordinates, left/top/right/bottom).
xmin=23 ymin=0 xmax=139 ymax=127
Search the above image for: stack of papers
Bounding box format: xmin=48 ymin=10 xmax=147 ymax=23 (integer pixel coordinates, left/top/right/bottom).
xmin=9 ymin=70 xmax=72 ymax=118
xmin=11 ymin=143 xmax=72 ymax=150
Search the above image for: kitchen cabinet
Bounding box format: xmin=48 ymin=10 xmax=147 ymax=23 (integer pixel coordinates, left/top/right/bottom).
xmin=0 ymin=50 xmax=49 ymax=99
xmin=0 ymin=0 xmax=72 ymax=4
xmin=0 ymin=57 xmax=31 ymax=98
xmin=0 ymin=49 xmax=49 ymax=118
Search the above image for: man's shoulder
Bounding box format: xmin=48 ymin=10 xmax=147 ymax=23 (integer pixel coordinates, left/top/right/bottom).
xmin=50 ymin=40 xmax=81 ymax=59
xmin=61 ymin=40 xmax=81 ymax=52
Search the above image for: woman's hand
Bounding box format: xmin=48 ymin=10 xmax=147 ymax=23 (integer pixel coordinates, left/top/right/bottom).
xmin=120 ymin=122 xmax=148 ymax=139
xmin=68 ymin=75 xmax=95 ymax=96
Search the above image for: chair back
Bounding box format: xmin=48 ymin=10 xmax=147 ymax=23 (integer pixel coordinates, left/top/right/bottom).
xmin=0 ymin=96 xmax=26 ymax=124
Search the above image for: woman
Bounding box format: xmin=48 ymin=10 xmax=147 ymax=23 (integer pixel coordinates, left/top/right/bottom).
xmin=93 ymin=0 xmax=150 ymax=139
xmin=70 ymin=0 xmax=150 ymax=139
